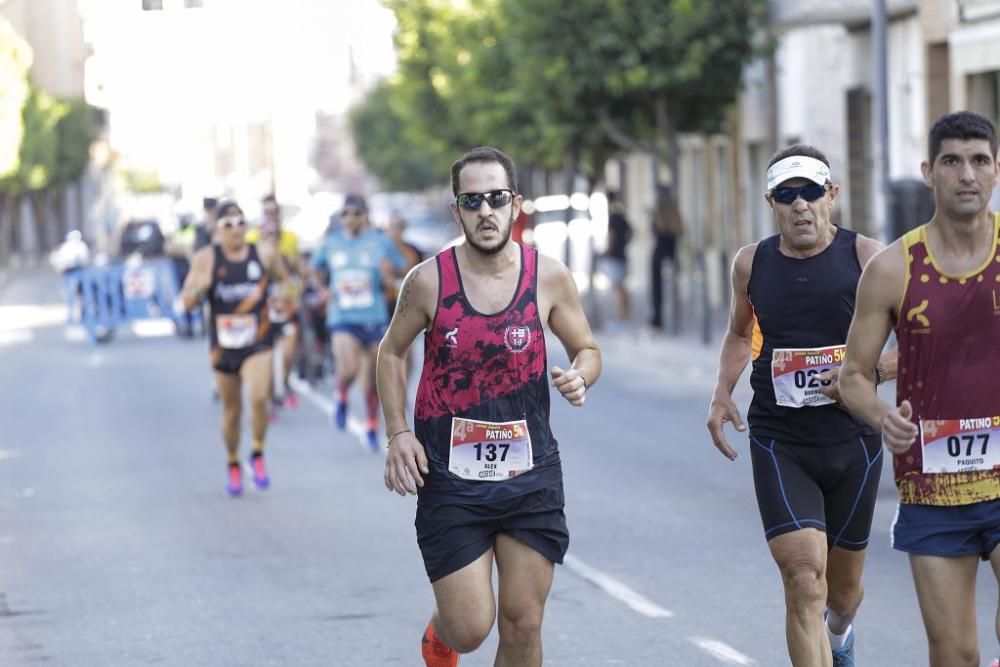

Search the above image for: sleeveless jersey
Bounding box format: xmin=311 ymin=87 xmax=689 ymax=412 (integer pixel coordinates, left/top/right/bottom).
xmin=747 ymin=227 xmax=876 ymax=445
xmin=894 ymin=218 xmax=1000 ymax=506
xmin=414 ymin=244 xmax=560 ymax=506
xmin=208 ymin=244 xmax=271 ymax=351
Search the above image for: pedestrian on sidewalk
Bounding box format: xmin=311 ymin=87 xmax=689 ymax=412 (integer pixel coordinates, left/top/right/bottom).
xmin=649 ymin=184 xmax=682 ymax=331
xmin=601 ymin=190 xmax=632 ymax=326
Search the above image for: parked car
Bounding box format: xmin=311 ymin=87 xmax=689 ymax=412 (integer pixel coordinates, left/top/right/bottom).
xmin=118 ymin=219 xmax=166 ymax=258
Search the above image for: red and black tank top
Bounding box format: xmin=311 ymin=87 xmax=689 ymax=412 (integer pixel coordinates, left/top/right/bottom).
xmin=208 ymin=243 xmax=271 ymax=353
xmin=414 ymin=244 xmax=560 ymax=506
xmin=894 ymin=218 xmax=1000 ymax=506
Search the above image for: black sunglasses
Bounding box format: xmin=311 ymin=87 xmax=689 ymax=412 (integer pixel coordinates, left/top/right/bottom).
xmin=770 ymin=184 xmax=829 ymax=205
xmin=456 ymin=189 xmax=514 ymax=211
xmin=218 ymin=218 xmax=246 ymax=229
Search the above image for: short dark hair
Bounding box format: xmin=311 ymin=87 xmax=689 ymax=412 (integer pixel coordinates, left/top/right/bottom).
xmin=261 ymin=194 xmax=277 ymax=206
xmin=767 ymin=143 xmax=831 ymax=170
xmin=202 ymin=196 xmax=218 ymax=211
xmin=450 ymin=146 xmax=517 ymax=196
xmin=927 ymin=111 xmax=998 ymax=164
xmin=215 ymin=199 xmax=243 ymax=219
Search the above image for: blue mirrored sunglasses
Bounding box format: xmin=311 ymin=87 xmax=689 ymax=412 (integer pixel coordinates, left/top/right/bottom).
xmin=770 ymin=184 xmax=829 ymax=204
xmin=456 ymin=189 xmax=513 ymax=211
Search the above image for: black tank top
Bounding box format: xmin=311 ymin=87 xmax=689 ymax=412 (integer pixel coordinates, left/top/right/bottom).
xmin=746 ymin=227 xmax=875 ymax=445
xmin=414 ymin=244 xmax=560 ymax=507
xmin=208 ymin=244 xmax=271 ymax=351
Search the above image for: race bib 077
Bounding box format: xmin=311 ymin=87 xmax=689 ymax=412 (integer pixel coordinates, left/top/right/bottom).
xmin=920 ymin=417 xmax=1000 ymax=474
xmin=448 ymin=417 xmax=533 ymax=482
xmin=771 ymin=345 xmax=845 ymax=408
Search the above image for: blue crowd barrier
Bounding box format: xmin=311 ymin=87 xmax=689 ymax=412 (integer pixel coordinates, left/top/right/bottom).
xmin=63 ymin=257 xmax=202 ymax=344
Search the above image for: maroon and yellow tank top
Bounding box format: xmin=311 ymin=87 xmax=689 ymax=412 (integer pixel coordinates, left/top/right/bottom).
xmin=894 ymin=216 xmax=1000 ymax=505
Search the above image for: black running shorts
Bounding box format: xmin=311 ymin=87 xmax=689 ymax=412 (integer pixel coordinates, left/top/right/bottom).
xmin=212 ymin=342 xmax=272 ymax=375
xmin=749 ymin=433 xmax=883 ymax=550
xmin=415 ymin=483 xmax=569 ymax=583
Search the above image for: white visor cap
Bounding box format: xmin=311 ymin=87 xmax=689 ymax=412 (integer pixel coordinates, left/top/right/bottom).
xmin=766 ymin=155 xmax=831 ymax=192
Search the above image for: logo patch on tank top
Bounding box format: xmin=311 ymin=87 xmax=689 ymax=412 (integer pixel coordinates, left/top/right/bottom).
xmin=247 ymin=260 xmax=261 ymax=281
xmin=906 ymin=299 xmax=931 ymax=334
xmin=504 ymin=324 xmax=532 ymax=352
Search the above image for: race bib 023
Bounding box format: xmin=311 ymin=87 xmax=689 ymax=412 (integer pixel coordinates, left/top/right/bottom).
xmin=216 ymin=313 xmax=258 ymax=350
xmin=771 ymin=345 xmax=844 ymax=408
xmin=920 ymin=417 xmax=1000 ymax=474
xmin=448 ymin=417 xmax=533 ymax=482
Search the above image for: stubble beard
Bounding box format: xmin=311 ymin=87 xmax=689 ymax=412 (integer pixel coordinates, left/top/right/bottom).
xmin=464 ymin=211 xmax=513 ymax=256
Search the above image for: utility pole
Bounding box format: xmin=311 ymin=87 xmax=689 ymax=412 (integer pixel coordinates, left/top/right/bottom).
xmin=873 ymin=0 xmax=892 ymax=242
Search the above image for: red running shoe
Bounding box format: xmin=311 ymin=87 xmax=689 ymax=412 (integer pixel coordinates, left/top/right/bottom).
xmin=421 ymin=621 xmax=458 ymax=667
xmin=226 ymin=463 xmax=243 ymax=497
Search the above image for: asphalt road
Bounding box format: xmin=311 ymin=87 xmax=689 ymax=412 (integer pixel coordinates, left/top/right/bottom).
xmin=0 ymin=268 xmax=997 ymax=666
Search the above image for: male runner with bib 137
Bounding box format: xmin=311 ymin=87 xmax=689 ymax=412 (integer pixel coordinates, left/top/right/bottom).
xmin=180 ymin=200 xmax=288 ymax=496
xmin=377 ymin=146 xmax=601 ymax=667
xmin=707 ymin=145 xmax=897 ymax=667
xmin=840 ymin=111 xmax=1000 ymax=667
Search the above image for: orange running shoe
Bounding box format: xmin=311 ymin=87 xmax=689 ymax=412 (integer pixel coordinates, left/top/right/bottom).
xmin=421 ymin=621 xmax=458 ymax=667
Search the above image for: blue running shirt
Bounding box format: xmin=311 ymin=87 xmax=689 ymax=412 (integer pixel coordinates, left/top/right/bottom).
xmin=311 ymin=228 xmax=406 ymax=328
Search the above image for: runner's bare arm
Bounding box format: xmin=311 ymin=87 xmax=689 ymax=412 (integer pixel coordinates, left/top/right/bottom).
xmin=377 ymin=259 xmax=438 ymax=495
xmin=707 ymin=243 xmax=756 ymax=460
xmin=260 ymin=244 xmax=294 ymax=310
xmin=840 ymin=242 xmax=917 ymax=451
xmin=855 ymin=235 xmax=900 ymax=383
xmin=540 ymin=256 xmax=601 ymax=406
xmin=179 ymin=246 xmax=214 ymax=310
xmin=820 ymin=234 xmax=896 ymax=399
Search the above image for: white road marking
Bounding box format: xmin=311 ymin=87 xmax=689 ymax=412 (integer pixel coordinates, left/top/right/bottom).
xmin=689 ymin=637 xmax=757 ymax=665
xmin=0 ymin=329 xmax=33 ymax=346
xmin=0 ymin=305 xmax=67 ymax=331
xmin=65 ymin=326 xmax=88 ymax=342
xmin=562 ymin=554 xmax=674 ymax=618
xmin=130 ymin=318 xmax=176 ymax=338
xmin=0 ymin=449 xmax=21 ymax=461
xmin=289 ymin=376 xmax=379 ymax=451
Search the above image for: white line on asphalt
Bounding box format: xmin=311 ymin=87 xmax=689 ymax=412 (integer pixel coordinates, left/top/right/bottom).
xmin=0 ymin=329 xmax=33 ymax=346
xmin=289 ymin=376 xmax=374 ymax=450
xmin=131 ymin=318 xmax=175 ymax=338
xmin=64 ymin=326 xmax=87 ymax=342
xmin=0 ymin=449 xmax=21 ymax=461
xmin=689 ymin=637 xmax=756 ymax=665
xmin=562 ymin=554 xmax=674 ymax=618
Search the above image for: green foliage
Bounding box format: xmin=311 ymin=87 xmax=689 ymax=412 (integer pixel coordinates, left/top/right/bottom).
xmin=0 ymin=16 xmax=32 ymax=180
xmin=121 ymin=167 xmax=164 ymax=194
xmin=350 ymin=79 xmax=448 ymax=192
xmin=353 ymin=0 xmax=768 ymax=187
xmin=54 ymin=99 xmax=101 ymax=186
xmin=0 ymin=85 xmax=68 ymax=195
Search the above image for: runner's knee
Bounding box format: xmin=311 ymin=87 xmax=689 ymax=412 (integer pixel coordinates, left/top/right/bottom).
xmin=928 ymin=637 xmax=979 ymax=667
xmin=497 ymin=603 xmax=544 ymax=648
xmin=778 ymin=558 xmax=827 ymax=606
xmin=438 ymin=608 xmax=494 ymax=654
